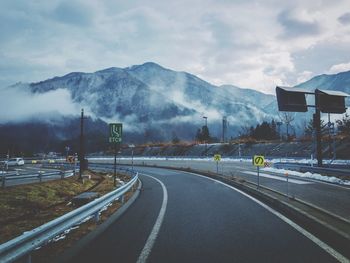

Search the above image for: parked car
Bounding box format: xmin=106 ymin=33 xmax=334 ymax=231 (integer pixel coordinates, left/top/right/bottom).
xmin=5 ymin=158 xmax=25 ymax=166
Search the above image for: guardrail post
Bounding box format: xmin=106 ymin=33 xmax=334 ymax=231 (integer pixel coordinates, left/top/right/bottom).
xmin=94 ymin=211 xmax=100 ymax=223
xmin=60 ymin=170 xmax=65 ymax=180
xmin=1 ymin=175 xmax=5 ymax=188
xmin=25 ymin=253 xmax=32 ymax=263
xmin=39 ymin=172 xmax=42 ymax=183
xmin=120 ymin=195 xmax=125 ymax=204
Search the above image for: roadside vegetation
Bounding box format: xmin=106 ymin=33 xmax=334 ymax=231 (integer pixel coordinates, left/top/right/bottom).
xmin=0 ymin=171 xmax=130 ymax=244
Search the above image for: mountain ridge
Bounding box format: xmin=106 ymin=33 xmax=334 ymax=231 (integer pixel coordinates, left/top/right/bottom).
xmin=2 ymin=62 xmax=350 ymax=151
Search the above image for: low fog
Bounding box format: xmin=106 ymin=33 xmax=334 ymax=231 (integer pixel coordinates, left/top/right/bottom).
xmin=0 ymin=85 xmax=81 ymax=123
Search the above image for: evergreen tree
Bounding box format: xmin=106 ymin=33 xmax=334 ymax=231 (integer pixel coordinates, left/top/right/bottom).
xmin=201 ymin=125 xmax=210 ymax=142
xmin=195 ymin=126 xmax=211 ymax=142
xmin=336 ymin=113 xmax=350 ymax=136
xmin=172 ymin=132 xmax=180 ymax=144
xmin=195 ymin=128 xmax=202 ymax=142
xmin=304 ymin=118 xmax=326 ymax=136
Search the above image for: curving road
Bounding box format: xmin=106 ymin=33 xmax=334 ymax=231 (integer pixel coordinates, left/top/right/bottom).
xmin=67 ymin=167 xmax=345 ymax=263
xmin=101 ymin=158 xmax=350 ymax=220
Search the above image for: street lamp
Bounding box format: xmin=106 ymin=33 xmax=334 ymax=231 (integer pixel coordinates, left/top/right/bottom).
xmin=203 ymin=116 xmax=208 ymax=127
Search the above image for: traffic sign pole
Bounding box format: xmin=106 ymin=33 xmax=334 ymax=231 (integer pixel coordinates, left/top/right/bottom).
xmin=286 ymin=172 xmax=289 ymax=198
xmin=114 ymin=144 xmax=117 ymax=187
xmin=253 ymin=155 xmax=264 ymax=189
xmin=109 ymin=123 xmax=122 ymax=187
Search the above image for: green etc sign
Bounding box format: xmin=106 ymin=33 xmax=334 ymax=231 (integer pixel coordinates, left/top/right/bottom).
xmin=109 ymin=123 xmax=123 ymax=143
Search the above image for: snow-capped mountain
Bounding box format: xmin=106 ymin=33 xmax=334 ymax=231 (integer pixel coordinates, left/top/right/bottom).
xmin=296 ymin=70 xmax=350 ymax=94
xmin=19 ymin=62 xmax=277 ymax=140
xmin=2 ymin=62 xmax=350 ymax=153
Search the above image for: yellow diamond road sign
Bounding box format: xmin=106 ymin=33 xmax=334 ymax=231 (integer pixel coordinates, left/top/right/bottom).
xmin=214 ymin=154 xmax=221 ymax=162
xmin=253 ymin=155 xmax=265 ymax=166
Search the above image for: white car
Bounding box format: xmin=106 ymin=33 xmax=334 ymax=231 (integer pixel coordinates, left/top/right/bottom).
xmin=6 ymin=158 xmax=25 ymax=166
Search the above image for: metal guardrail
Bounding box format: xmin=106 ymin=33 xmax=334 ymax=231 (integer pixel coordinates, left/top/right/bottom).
xmin=88 ymin=163 xmax=135 ymax=176
xmin=274 ymin=163 xmax=350 ymax=178
xmin=0 ymin=169 xmax=77 ymax=188
xmin=0 ymin=168 xmax=138 ymax=263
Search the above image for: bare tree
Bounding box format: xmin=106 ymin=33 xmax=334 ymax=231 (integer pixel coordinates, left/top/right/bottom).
xmin=280 ymin=112 xmax=295 ymax=140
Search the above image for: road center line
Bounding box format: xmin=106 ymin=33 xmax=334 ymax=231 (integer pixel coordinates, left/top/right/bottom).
xmin=136 ymin=173 xmax=168 ymax=263
xmin=183 ymin=171 xmax=348 ymax=263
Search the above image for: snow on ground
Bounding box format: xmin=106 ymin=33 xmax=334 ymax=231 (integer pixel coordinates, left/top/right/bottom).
xmin=88 ymin=156 xmax=350 ymax=165
xmin=89 ymin=157 xmax=253 ymax=162
xmin=262 ymin=167 xmax=350 ymax=186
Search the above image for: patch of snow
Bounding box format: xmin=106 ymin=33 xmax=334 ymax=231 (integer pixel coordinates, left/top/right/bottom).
xmin=81 ymin=215 xmax=93 ymax=223
xmin=263 ymin=167 xmax=350 ymax=186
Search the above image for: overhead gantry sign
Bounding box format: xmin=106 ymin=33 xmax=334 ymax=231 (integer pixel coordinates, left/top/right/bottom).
xmin=276 ymin=86 xmax=349 ymax=167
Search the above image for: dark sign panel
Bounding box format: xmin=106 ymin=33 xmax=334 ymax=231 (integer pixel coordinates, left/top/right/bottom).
xmin=316 ymin=89 xmax=348 ymax=114
xmin=276 ymin=86 xmax=308 ymax=112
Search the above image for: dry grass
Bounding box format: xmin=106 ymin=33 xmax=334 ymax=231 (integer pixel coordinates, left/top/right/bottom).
xmin=0 ymin=171 xmax=130 ymax=244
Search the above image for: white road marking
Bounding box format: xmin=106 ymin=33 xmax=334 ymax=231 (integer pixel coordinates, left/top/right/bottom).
xmin=183 ymin=171 xmax=349 ymax=263
xmin=136 ymin=173 xmax=168 ymax=263
xmin=242 ymin=171 xmax=312 ymax=185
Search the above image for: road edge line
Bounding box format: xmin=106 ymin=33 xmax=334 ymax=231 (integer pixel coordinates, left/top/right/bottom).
xmin=136 ymin=173 xmax=168 ymax=263
xmin=54 ymin=179 xmax=143 ymax=263
xmin=183 ymin=171 xmax=349 ymax=263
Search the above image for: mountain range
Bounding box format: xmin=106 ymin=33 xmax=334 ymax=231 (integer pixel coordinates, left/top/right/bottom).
xmin=1 ymin=62 xmax=350 ymax=155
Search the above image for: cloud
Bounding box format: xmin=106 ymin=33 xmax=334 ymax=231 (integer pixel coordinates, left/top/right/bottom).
xmin=328 ymin=62 xmax=350 ymax=74
xmin=0 ymin=86 xmax=80 ymax=123
xmin=1 ymin=0 xmax=350 ymax=94
xmin=338 ymin=12 xmax=350 ymax=25
xmin=277 ymin=9 xmax=321 ymax=38
xmin=297 ymin=70 xmax=313 ymax=84
xmin=52 ymin=0 xmax=93 ymax=26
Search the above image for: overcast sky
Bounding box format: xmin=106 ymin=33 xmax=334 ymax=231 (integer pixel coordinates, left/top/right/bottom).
xmin=1 ymin=0 xmax=350 ymax=94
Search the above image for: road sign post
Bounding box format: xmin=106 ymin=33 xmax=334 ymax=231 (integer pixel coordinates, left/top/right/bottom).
xmin=214 ymin=154 xmax=221 ymax=174
xmin=286 ymin=172 xmax=289 ymax=198
xmin=253 ymin=155 xmax=265 ymax=189
xmin=109 ymin=123 xmax=122 ymax=187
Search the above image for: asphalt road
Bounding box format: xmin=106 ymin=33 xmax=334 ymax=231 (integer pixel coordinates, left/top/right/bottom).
xmin=91 ymin=158 xmax=350 ymax=220
xmin=68 ymin=167 xmax=344 ymax=263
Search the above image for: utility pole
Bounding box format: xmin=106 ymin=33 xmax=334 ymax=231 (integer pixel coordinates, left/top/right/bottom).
xmin=222 ymin=116 xmax=227 ymax=143
xmin=203 ymin=116 xmax=208 ymax=156
xmin=79 ymin=108 xmax=85 ymax=180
